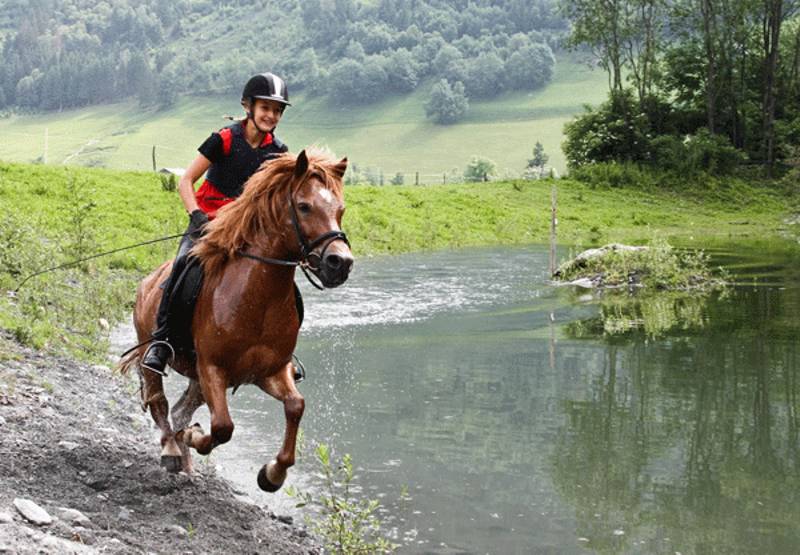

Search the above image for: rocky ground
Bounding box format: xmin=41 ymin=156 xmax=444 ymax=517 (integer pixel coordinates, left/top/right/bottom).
xmin=0 ymin=332 xmax=318 ymax=554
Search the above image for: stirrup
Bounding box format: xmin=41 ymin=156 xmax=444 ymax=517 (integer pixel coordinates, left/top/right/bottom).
xmin=142 ymin=340 xmax=175 ymax=377
xmin=292 ymin=353 xmax=306 ymax=383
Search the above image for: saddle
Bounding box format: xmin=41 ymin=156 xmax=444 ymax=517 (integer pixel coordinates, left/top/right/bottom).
xmin=165 ymin=256 xmax=304 ymax=359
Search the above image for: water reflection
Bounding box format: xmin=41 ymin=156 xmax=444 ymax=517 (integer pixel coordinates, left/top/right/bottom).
xmin=564 ymin=291 xmax=715 ymax=340
xmin=553 ymin=285 xmax=800 ymax=553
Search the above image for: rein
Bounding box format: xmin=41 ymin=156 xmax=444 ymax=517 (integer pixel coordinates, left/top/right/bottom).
xmin=236 ymin=192 xmax=349 ymax=291
xmin=14 ymin=231 xmax=190 ymax=292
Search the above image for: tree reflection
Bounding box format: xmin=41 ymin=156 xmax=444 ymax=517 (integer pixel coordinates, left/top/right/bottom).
xmin=553 ymin=287 xmax=800 ymax=553
xmin=564 ymin=290 xmax=714 ymax=340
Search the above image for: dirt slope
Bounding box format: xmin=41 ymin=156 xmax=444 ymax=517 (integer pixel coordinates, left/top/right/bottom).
xmin=0 ymin=333 xmax=317 ymax=554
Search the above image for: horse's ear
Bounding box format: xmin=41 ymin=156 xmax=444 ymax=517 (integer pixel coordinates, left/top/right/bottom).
xmin=331 ymin=157 xmax=348 ymax=180
xmin=294 ymin=150 xmax=309 ymax=178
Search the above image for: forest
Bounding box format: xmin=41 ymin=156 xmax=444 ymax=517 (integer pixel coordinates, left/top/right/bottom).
xmin=0 ymin=0 xmax=563 ymax=122
xmin=561 ymin=0 xmax=800 ymax=176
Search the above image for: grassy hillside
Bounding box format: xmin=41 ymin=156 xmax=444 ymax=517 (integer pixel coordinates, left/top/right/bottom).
xmin=0 ymin=59 xmax=606 ymax=177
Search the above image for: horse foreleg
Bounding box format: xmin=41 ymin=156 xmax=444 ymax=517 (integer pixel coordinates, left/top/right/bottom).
xmin=171 ymin=379 xmax=205 ymax=473
xmin=179 ymin=364 xmax=233 ymax=456
xmin=256 ymin=363 xmax=305 ymax=492
xmin=140 ymin=370 xmax=182 ymax=472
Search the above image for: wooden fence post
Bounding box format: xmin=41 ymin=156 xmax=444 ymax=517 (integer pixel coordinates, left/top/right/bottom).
xmin=549 ymin=185 xmax=557 ymax=277
xmin=415 ymin=171 xmax=419 ymax=186
xmin=152 ymin=146 xmax=157 ymax=172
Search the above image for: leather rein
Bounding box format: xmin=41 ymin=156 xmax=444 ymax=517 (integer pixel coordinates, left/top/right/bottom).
xmin=236 ymin=192 xmax=349 ymax=290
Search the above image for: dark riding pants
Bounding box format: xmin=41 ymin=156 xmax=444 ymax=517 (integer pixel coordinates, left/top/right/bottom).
xmin=152 ymin=222 xmax=200 ymax=341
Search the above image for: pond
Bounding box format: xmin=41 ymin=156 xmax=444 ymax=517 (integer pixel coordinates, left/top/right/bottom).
xmin=116 ymin=243 xmax=800 ymax=554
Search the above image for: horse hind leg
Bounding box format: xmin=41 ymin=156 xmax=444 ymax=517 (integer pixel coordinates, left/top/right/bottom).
xmin=140 ymin=369 xmax=182 ymax=473
xmin=170 ymin=379 xmax=205 ymax=473
xmin=257 ymin=363 xmax=305 ymax=493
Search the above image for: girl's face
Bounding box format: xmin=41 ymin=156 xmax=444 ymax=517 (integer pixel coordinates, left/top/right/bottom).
xmin=250 ymin=98 xmax=284 ymax=132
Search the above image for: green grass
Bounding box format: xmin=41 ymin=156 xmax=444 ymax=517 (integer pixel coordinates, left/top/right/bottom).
xmin=0 ymin=161 xmax=794 ymax=264
xmin=0 ymin=58 xmax=607 ymax=177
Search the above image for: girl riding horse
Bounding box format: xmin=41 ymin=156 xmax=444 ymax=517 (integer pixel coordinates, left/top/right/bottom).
xmin=121 ymin=148 xmax=352 ymax=492
xmin=143 ymin=72 xmax=292 ymax=375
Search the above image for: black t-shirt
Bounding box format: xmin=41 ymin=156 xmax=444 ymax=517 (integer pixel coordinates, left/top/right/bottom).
xmin=199 ymin=121 xmax=288 ymax=199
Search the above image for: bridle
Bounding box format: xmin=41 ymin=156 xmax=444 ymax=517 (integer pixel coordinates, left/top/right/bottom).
xmin=236 ymin=191 xmax=349 ymax=290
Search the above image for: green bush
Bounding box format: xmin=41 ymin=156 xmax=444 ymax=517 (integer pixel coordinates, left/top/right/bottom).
xmin=0 ymin=214 xmax=133 ymax=360
xmin=563 ymin=89 xmax=652 ymax=169
xmin=570 ymin=162 xmax=658 ymax=189
xmin=286 ymin=444 xmax=397 ymax=554
xmin=463 ymin=156 xmax=497 ymax=182
xmin=651 ymin=129 xmax=742 ymax=175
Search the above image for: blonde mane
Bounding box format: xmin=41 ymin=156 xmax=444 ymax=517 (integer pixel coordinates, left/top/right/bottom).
xmin=192 ymin=147 xmax=345 ymax=280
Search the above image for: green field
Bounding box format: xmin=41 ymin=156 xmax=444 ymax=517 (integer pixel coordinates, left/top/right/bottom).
xmin=0 ymin=59 xmax=607 ymax=178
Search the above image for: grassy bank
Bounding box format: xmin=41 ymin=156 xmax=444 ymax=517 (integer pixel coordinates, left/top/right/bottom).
xmin=1 ymin=161 xmax=795 ymax=261
xmin=0 ymin=160 xmax=796 ymax=358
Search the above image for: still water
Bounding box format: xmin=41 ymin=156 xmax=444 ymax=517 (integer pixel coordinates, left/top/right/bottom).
xmin=137 ymin=245 xmax=800 ymax=554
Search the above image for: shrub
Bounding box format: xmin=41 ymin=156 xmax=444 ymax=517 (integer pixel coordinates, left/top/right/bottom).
xmin=463 ymin=156 xmax=497 ymax=182
xmin=0 ymin=215 xmax=132 ymax=360
xmin=563 ymin=90 xmax=651 ymax=169
xmin=554 ymin=238 xmax=724 ymax=291
xmin=287 ymin=444 xmax=397 ymax=554
xmin=159 ymin=173 xmax=177 ymax=192
xmin=651 ymin=129 xmax=742 ymax=175
xmin=570 ymin=162 xmax=657 ymax=188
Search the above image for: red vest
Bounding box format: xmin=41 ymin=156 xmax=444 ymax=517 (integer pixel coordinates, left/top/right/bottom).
xmin=195 ymin=122 xmax=287 ymax=219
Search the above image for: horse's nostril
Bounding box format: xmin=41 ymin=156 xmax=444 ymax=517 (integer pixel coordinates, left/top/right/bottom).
xmin=325 ymin=254 xmax=342 ymax=270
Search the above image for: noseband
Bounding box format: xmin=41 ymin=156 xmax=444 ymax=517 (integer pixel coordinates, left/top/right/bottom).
xmin=236 ymin=192 xmax=350 ymax=290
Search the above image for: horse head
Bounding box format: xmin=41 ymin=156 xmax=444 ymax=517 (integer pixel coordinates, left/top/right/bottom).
xmin=193 ymin=147 xmax=353 ymax=289
xmin=289 ymin=149 xmax=353 ymax=288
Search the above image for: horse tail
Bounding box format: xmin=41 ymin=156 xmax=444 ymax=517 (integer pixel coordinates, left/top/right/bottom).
xmin=116 ymin=347 xmax=142 ymax=376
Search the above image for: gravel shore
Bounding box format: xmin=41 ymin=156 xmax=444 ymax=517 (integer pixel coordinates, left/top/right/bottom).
xmin=0 ymin=333 xmax=318 ymax=554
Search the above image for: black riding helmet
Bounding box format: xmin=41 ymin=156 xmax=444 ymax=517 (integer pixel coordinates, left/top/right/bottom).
xmin=241 ymin=72 xmax=291 ymax=107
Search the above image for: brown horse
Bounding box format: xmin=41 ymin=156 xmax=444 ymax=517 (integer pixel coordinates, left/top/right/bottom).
xmin=119 ymin=148 xmax=352 ymax=492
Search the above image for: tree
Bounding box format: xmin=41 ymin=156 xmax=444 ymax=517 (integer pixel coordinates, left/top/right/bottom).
xmin=425 ymin=79 xmax=469 ymax=124
xmin=463 ymin=52 xmax=506 ymax=98
xmin=464 ymin=157 xmax=497 ymax=182
xmin=528 ymin=142 xmax=550 ymax=169
xmin=328 ymin=57 xmax=387 ymax=104
xmin=386 ymin=48 xmax=419 ymax=92
xmin=155 ymin=69 xmax=178 ymax=109
xmin=433 ymin=44 xmax=462 ymax=76
xmin=561 ymin=0 xmax=626 ymax=93
xmin=506 ymin=43 xmax=556 ymax=90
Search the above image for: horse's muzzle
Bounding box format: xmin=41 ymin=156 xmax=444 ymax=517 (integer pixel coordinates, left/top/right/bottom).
xmin=319 ymin=251 xmax=353 ymax=288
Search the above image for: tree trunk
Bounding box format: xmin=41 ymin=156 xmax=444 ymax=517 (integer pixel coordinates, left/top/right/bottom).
xmin=701 ymin=0 xmax=717 ymax=134
xmin=762 ymin=0 xmax=783 ymax=177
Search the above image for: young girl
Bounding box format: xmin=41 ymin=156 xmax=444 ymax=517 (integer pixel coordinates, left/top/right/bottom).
xmin=143 ymin=72 xmax=291 ymax=375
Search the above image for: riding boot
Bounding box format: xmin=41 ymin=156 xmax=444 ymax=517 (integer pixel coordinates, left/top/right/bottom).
xmin=141 ymin=341 xmax=174 ymax=376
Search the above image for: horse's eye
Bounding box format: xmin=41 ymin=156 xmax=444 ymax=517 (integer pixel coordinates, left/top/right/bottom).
xmin=298 ymin=202 xmax=312 ymax=214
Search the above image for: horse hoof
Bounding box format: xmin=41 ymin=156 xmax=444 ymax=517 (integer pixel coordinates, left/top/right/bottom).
xmin=177 ymin=423 xmax=204 ymax=447
xmin=257 ymin=462 xmax=284 ymax=493
xmin=161 ymin=455 xmax=182 ymax=473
